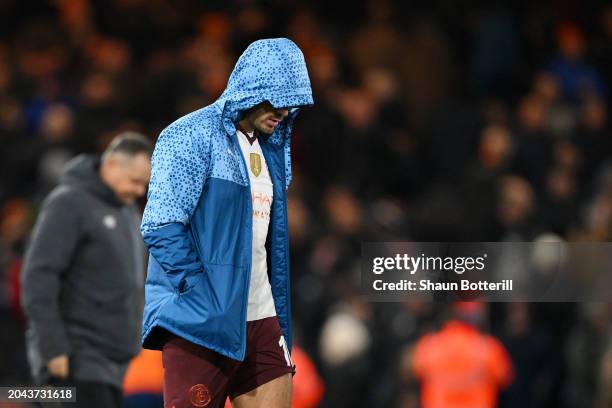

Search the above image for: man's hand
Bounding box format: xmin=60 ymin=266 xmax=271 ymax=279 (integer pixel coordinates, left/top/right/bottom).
xmin=47 ymin=354 xmax=69 ymax=379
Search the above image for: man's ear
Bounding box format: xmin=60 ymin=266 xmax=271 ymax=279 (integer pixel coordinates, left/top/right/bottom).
xmin=104 ymin=155 xmax=120 ymax=169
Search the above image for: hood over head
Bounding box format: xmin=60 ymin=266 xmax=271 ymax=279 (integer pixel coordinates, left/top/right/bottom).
xmin=215 ymin=38 xmax=314 ymax=141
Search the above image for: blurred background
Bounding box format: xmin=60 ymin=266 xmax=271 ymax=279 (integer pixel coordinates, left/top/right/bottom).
xmin=0 ymin=0 xmax=611 ymax=407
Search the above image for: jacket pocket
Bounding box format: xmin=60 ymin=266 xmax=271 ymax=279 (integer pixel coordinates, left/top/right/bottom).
xmin=180 ymin=263 xmax=247 ymax=320
xmin=177 ymin=269 xmax=205 ymax=295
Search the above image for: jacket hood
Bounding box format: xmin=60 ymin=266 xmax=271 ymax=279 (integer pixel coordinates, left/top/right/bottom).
xmin=60 ymin=154 xmax=122 ymax=206
xmin=215 ymin=38 xmax=314 ymax=141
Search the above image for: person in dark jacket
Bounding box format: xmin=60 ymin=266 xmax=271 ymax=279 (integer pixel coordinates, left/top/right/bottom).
xmin=21 ymin=132 xmax=153 ymax=408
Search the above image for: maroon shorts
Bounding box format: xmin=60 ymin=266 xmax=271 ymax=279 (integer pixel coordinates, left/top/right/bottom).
xmin=161 ymin=316 xmax=294 ymax=408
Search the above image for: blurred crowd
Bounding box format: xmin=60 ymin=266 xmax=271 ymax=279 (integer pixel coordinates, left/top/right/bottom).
xmin=1 ymin=0 xmax=611 ymax=407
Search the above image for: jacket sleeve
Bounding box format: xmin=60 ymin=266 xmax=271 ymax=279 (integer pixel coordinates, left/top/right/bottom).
xmin=21 ymin=189 xmax=80 ymax=362
xmin=141 ymin=123 xmax=211 ymax=291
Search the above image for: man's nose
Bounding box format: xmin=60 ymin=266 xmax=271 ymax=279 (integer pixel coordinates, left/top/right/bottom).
xmin=277 ymin=108 xmax=289 ymax=118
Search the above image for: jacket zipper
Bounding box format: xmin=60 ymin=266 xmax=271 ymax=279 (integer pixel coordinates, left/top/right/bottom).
xmin=259 ymin=139 xmax=292 ymax=350
xmin=232 ymin=135 xmax=252 ymax=361
xmin=280 ymin=146 xmax=292 ymax=351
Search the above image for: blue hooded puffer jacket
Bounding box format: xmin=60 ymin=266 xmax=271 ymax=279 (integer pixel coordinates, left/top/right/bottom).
xmin=140 ymin=38 xmax=313 ymax=361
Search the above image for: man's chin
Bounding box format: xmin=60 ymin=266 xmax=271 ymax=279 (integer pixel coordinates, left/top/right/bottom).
xmin=120 ymin=196 xmax=136 ymax=205
xmin=257 ymin=125 xmax=276 ymax=135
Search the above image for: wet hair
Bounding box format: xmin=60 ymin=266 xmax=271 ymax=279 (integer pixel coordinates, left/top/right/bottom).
xmin=102 ymin=132 xmax=153 ymax=161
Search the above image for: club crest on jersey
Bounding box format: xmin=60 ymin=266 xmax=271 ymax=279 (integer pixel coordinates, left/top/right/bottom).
xmin=250 ymin=153 xmax=262 ymax=177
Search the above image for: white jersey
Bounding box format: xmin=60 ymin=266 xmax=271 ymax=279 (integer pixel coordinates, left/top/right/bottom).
xmin=237 ymin=129 xmax=277 ymax=321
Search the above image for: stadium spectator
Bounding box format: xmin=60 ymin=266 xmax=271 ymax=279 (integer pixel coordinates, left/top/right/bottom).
xmin=409 ymin=302 xmax=513 ymax=408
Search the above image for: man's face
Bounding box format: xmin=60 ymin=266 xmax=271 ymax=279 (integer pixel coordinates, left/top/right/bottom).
xmin=247 ymin=101 xmax=290 ymax=134
xmin=104 ymin=153 xmax=151 ymax=204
